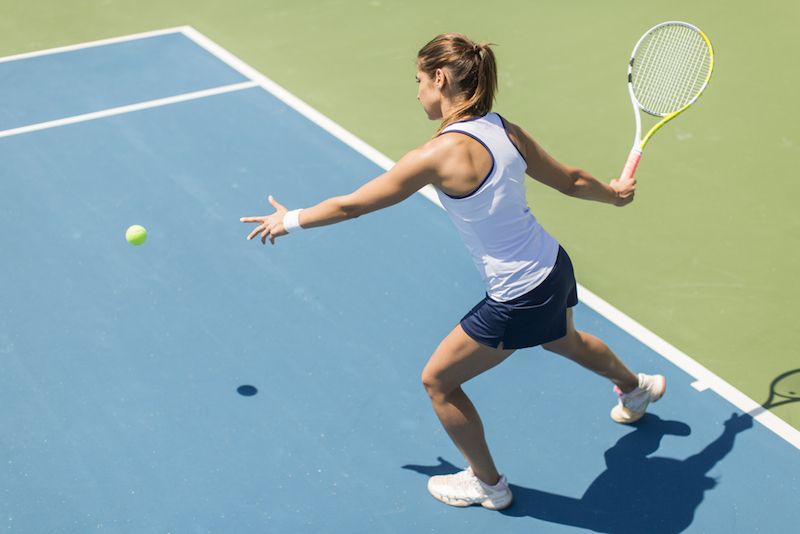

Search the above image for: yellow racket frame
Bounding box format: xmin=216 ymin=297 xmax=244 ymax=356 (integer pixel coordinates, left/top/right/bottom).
xmin=638 ymin=27 xmax=715 ymax=150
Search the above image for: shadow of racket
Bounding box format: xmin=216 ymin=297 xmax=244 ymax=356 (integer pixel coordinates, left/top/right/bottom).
xmin=748 ymin=368 xmax=800 ymax=417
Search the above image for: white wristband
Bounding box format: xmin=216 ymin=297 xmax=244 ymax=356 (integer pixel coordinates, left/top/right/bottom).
xmin=282 ymin=209 xmax=304 ymax=233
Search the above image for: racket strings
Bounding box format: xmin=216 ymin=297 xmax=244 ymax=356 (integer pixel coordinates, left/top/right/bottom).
xmin=632 ymin=23 xmax=711 ymax=116
xmin=671 ymin=26 xmax=709 ymax=111
xmin=641 ymin=26 xmax=709 ymax=114
xmin=639 ymin=26 xmax=698 ymax=113
xmin=637 ymin=27 xmax=685 ymax=112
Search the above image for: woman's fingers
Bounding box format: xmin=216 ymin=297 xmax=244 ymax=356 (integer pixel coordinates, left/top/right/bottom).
xmin=261 ymin=228 xmax=278 ymax=245
xmin=248 ymin=224 xmax=267 ymax=241
xmin=241 ymin=195 xmax=286 ymax=238
xmin=241 ymin=206 xmax=284 ymax=244
xmin=610 ymin=178 xmax=636 ymax=207
xmin=261 ymin=226 xmax=272 ymax=245
xmin=268 ymin=195 xmax=287 ymax=212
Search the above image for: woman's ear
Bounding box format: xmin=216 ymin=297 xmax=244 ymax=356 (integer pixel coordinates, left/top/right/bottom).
xmin=434 ymin=68 xmax=445 ymax=90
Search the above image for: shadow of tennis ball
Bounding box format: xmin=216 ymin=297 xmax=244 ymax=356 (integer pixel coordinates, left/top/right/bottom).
xmin=237 ymin=385 xmax=258 ymax=396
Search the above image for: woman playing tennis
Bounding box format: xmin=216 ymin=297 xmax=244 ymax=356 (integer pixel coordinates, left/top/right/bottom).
xmin=241 ymin=33 xmax=666 ymax=511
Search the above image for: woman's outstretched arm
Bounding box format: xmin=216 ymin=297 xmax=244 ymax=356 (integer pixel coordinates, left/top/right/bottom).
xmin=240 ymin=144 xmax=440 ymax=244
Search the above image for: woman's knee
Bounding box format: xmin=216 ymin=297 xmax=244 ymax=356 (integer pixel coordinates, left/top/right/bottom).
xmin=421 ymin=365 xmax=456 ymax=402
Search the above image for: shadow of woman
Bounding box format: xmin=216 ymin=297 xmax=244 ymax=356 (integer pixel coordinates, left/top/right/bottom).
xmin=403 ymin=412 xmax=753 ymax=533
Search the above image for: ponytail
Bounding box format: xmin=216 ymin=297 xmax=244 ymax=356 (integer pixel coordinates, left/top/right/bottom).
xmin=417 ymin=33 xmax=498 ymax=134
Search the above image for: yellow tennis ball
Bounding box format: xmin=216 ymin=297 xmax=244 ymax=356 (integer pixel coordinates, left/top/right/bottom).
xmin=125 ymin=225 xmax=147 ymax=246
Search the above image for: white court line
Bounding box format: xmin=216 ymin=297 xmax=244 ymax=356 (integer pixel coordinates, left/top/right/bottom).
xmin=180 ymin=26 xmax=800 ymax=451
xmin=0 ymin=81 xmax=258 ymax=139
xmin=0 ymin=26 xmax=189 ymax=64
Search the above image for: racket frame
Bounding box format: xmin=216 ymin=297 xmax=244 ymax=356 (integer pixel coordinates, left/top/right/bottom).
xmin=620 ymin=21 xmax=715 ymax=181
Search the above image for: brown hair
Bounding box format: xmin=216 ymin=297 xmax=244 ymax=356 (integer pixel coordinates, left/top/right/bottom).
xmin=417 ymin=33 xmax=498 ymax=133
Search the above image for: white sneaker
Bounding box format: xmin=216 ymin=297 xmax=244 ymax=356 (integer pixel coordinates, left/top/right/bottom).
xmin=427 ymin=467 xmax=513 ymax=510
xmin=611 ymin=373 xmax=667 ymax=424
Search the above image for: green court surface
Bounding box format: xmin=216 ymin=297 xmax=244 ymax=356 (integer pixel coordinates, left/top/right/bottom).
xmin=2 ymin=0 xmax=798 ymax=432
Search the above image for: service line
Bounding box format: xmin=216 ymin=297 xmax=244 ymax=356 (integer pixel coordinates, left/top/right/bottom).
xmin=0 ymin=81 xmax=259 ymax=139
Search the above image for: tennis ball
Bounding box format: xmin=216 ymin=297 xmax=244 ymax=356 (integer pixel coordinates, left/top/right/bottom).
xmin=125 ymin=225 xmax=147 ymax=246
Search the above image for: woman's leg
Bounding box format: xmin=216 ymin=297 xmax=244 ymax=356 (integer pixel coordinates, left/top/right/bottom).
xmin=421 ymin=324 xmax=515 ymax=485
xmin=542 ymin=308 xmax=639 ymax=392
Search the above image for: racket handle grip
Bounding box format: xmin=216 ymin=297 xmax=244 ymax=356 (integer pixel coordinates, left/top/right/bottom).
xmin=620 ymin=148 xmax=642 ymax=181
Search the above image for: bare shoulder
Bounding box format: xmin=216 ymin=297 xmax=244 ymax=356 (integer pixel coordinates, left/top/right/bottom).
xmin=416 ymin=134 xmax=471 ymax=169
xmin=499 ymin=115 xmax=524 ymax=137
xmin=383 ymin=136 xmax=466 ymax=189
xmin=497 ymin=116 xmax=570 ymax=183
xmin=419 ymin=133 xmax=470 ymax=156
xmin=497 ymin=116 xmax=529 ymax=160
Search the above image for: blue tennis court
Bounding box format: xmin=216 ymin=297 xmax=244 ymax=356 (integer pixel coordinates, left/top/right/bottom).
xmin=1 ymin=28 xmax=798 ymax=533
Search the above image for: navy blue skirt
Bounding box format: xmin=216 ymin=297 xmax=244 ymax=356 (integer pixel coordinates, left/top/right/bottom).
xmin=460 ymin=246 xmax=578 ymax=350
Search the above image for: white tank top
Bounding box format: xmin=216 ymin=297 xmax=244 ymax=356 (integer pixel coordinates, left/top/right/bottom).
xmin=435 ymin=113 xmax=560 ymax=302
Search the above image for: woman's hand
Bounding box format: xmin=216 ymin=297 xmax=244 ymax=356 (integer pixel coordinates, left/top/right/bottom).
xmin=240 ymin=195 xmax=288 ymax=245
xmin=610 ymin=178 xmax=636 ymax=207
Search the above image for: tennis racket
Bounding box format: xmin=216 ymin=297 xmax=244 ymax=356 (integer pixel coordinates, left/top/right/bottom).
xmin=620 ymin=21 xmax=714 ymax=181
